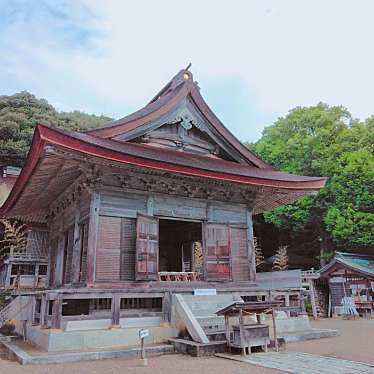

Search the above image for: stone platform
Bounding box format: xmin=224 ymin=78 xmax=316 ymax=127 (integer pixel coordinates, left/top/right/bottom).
xmin=24 ymin=319 xmax=177 ymax=352
xmin=216 ymin=352 xmax=374 ymax=374
xmin=1 ymin=339 xmax=175 ymax=365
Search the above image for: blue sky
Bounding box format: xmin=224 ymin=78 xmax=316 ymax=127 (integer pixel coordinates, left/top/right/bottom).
xmin=1 ymin=0 xmax=374 ymax=142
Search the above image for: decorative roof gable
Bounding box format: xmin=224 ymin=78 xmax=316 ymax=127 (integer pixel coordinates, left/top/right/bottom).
xmin=86 ymin=67 xmax=271 ymax=168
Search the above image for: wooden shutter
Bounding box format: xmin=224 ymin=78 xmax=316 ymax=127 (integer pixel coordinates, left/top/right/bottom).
xmin=230 ymin=226 xmax=249 ymax=281
xmin=136 ymin=214 xmax=159 ymax=281
xmin=204 ymin=223 xmax=231 ymax=281
xmin=95 ymin=216 xmax=121 ymax=282
xmin=120 ymin=218 xmax=136 ymax=281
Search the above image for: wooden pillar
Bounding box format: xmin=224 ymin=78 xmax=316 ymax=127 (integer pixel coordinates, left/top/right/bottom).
xmin=86 ymin=191 xmax=100 ymax=287
xmin=51 ymin=295 xmax=63 ymax=330
xmin=71 ymin=206 xmax=82 ymax=284
xmin=309 ymin=279 xmax=318 ymax=320
xmin=34 ymin=264 xmax=40 ymax=288
xmin=271 ymin=308 xmax=279 ymax=352
xmin=111 ymin=294 xmax=121 ymax=328
xmin=162 ymin=291 xmax=172 ymax=323
xmin=239 ymin=309 xmax=246 ymax=355
xmin=55 ymin=234 xmax=66 ymax=287
xmin=224 ymin=315 xmax=231 ymax=352
xmin=246 ymin=209 xmax=256 ymax=282
xmin=40 ymin=294 xmax=48 ymax=328
xmin=45 ymin=233 xmax=53 ymax=287
xmin=285 ymin=293 xmax=290 ymax=317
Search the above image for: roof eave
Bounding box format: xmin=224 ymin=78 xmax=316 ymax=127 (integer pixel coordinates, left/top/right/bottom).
xmin=0 ymin=124 xmax=326 ymax=217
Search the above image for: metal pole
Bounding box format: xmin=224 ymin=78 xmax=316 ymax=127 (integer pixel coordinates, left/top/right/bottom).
xmin=141 ymin=337 xmax=147 ymax=366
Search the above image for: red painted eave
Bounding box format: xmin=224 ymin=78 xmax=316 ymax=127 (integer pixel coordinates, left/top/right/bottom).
xmin=0 ymin=124 xmax=327 ymax=216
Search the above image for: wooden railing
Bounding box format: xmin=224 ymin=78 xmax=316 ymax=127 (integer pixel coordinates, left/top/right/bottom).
xmin=158 ymin=271 xmax=199 ymax=282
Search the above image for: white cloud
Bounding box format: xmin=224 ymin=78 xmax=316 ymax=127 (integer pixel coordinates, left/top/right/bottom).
xmin=2 ymin=0 xmax=374 ymax=139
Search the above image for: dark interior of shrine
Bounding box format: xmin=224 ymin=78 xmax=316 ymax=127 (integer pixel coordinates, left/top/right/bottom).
xmin=158 ymin=219 xmax=202 ymax=272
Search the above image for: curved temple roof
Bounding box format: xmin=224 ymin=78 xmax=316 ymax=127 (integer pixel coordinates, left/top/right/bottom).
xmin=319 ymin=252 xmax=374 ymax=278
xmin=0 ymin=68 xmax=327 ymax=221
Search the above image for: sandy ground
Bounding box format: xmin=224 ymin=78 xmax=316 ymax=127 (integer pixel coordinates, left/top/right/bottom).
xmin=0 ymin=318 xmax=373 ymax=374
xmin=288 ymin=317 xmax=374 ymax=365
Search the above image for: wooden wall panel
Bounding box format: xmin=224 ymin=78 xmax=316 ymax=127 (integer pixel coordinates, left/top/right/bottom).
xmin=100 ymin=191 xmax=147 ymax=218
xmin=154 ymin=195 xmax=207 ymax=220
xmin=230 ymin=227 xmax=250 ymax=281
xmin=96 ymin=216 xmax=121 ymax=282
xmin=208 ymin=203 xmax=247 ymax=224
xmin=120 ymin=218 xmax=136 ymax=281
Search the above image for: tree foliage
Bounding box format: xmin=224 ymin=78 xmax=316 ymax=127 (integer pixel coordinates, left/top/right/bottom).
xmin=250 ymin=103 xmax=374 ymax=261
xmin=0 ymin=91 xmax=112 ymax=167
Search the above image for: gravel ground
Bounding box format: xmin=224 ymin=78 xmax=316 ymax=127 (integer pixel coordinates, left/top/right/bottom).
xmin=0 ymin=318 xmax=372 ymax=374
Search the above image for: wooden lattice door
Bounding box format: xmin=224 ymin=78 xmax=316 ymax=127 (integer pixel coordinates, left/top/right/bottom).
xmin=136 ymin=214 xmax=159 ymax=281
xmin=204 ymin=223 xmax=231 ymax=281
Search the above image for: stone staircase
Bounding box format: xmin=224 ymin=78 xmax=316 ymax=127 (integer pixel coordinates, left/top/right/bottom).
xmin=174 ymin=293 xmax=241 ymax=343
xmin=0 ymin=296 xmax=32 ymax=327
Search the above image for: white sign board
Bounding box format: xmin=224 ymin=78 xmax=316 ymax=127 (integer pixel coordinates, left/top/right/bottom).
xmin=139 ymin=329 xmax=149 ymax=339
xmin=194 ymin=289 xmax=217 ymax=296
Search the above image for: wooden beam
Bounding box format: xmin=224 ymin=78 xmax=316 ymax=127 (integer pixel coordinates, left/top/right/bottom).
xmin=71 ymin=206 xmax=81 ymax=284
xmin=86 ymin=191 xmax=100 ymax=286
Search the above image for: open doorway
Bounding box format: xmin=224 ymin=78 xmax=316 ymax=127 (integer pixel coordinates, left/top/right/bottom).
xmin=158 ymin=219 xmax=203 ymax=275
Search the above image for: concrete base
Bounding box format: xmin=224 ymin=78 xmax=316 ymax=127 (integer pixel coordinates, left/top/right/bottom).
xmin=2 ymin=340 xmax=174 ymax=365
xmin=25 ymin=323 xmax=177 ymax=352
xmin=169 ymin=338 xmax=227 ymax=357
xmin=279 ymin=328 xmax=339 ymax=343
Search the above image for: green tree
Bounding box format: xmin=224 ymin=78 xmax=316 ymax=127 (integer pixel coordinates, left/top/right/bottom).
xmin=250 ymin=103 xmax=374 ymax=266
xmin=0 ymin=91 xmax=112 ymax=167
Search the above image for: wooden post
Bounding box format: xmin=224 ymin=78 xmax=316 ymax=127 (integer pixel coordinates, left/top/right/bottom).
xmin=34 ymin=264 xmax=40 ymax=288
xmin=246 ymin=210 xmax=256 ymax=282
xmin=86 ymin=191 xmax=100 ymax=287
xmin=40 ymin=294 xmax=47 ymax=328
xmin=71 ymin=206 xmax=82 ymax=284
xmin=309 ymin=279 xmax=318 ymax=320
xmin=31 ymin=295 xmax=36 ymax=325
xmin=162 ymin=291 xmax=171 ymax=323
xmin=239 ymin=309 xmax=247 ymax=355
xmin=224 ymin=315 xmax=231 ymax=352
xmin=55 ymin=233 xmax=66 ymax=287
xmin=285 ymin=293 xmax=290 ymax=317
xmin=51 ymin=295 xmax=62 ymax=330
xmin=271 ymin=308 xmax=279 ymax=352
xmin=111 ymin=294 xmax=121 ymax=328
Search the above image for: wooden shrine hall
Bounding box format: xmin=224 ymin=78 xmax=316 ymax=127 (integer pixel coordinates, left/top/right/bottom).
xmin=0 ymin=68 xmax=326 ymax=350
